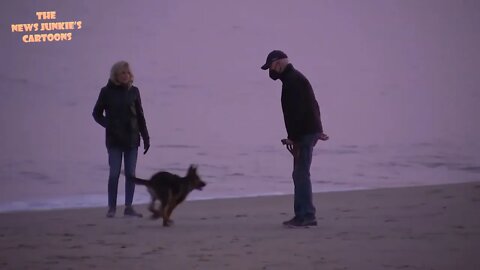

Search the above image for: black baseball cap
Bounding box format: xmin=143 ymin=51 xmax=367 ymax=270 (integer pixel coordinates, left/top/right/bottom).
xmin=261 ymin=50 xmax=288 ymax=70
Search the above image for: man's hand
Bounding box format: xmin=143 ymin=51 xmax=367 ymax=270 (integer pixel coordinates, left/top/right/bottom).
xmin=281 ymin=138 xmax=294 ymax=146
xmin=318 ymin=133 xmax=329 ymax=141
xmin=281 ymin=139 xmax=297 ymax=156
xmin=143 ymin=139 xmax=150 ymax=155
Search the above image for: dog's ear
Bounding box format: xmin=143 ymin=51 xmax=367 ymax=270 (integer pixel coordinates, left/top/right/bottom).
xmin=188 ymin=164 xmax=196 ymax=174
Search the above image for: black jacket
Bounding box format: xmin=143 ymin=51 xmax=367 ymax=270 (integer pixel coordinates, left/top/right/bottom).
xmin=92 ymin=80 xmax=149 ymax=149
xmin=280 ymin=64 xmax=323 ymax=141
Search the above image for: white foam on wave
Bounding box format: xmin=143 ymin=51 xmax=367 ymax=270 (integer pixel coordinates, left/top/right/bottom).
xmin=0 ymin=186 xmax=369 ymax=213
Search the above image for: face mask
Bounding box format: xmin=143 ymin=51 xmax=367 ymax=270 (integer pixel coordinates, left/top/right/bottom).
xmin=269 ymin=69 xmax=281 ymax=80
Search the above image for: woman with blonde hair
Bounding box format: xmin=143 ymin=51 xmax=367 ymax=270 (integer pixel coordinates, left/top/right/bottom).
xmin=93 ymin=61 xmax=150 ymax=218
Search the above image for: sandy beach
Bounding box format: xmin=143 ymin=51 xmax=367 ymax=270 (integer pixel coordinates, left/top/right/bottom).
xmin=1 ymin=0 xmax=480 ymax=211
xmin=1 ymin=182 xmax=479 ymax=270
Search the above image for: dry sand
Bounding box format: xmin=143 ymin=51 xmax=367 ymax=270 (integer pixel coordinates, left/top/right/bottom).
xmin=1 ymin=182 xmax=479 ymax=270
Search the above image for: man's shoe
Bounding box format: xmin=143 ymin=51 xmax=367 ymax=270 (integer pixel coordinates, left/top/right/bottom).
xmin=106 ymin=207 xmax=116 ymax=218
xmin=282 ymin=216 xmax=301 ymax=226
xmin=124 ymin=206 xmax=143 ymax=218
xmin=284 ymin=218 xmax=317 ymax=227
xmin=300 ymin=219 xmax=318 ymax=226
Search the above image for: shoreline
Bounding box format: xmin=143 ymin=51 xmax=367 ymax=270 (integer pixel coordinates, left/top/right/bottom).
xmin=1 ymin=181 xmax=478 ymax=214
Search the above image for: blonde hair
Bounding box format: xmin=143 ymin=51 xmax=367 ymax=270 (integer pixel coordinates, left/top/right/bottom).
xmin=110 ymin=61 xmax=134 ymax=87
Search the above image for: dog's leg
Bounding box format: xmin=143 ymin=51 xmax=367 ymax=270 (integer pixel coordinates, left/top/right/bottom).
xmin=161 ymin=203 xmax=171 ymax=227
xmin=148 ymin=197 xmax=155 ymax=213
xmin=147 ymin=190 xmax=161 ymax=219
xmin=164 ymin=203 xmax=178 ymax=225
xmin=161 ymin=191 xmax=175 ymax=227
xmin=163 ymin=206 xmax=173 ymax=226
xmin=149 ymin=199 xmax=161 ymax=220
xmin=162 ymin=190 xmax=177 ymax=227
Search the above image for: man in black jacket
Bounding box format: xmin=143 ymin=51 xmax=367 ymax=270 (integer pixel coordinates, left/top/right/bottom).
xmin=93 ymin=61 xmax=150 ymax=218
xmin=261 ymin=50 xmax=329 ymax=227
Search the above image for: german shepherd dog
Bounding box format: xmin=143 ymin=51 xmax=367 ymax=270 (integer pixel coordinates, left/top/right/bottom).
xmin=133 ymin=165 xmax=206 ymax=227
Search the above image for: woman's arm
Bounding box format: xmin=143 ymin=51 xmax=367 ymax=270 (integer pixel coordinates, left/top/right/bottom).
xmin=135 ymin=89 xmax=150 ymax=143
xmin=92 ymin=88 xmax=107 ymax=128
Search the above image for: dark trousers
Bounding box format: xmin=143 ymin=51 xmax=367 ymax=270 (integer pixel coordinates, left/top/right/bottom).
xmin=292 ymin=134 xmax=317 ymax=220
xmin=107 ymin=147 xmax=138 ymax=209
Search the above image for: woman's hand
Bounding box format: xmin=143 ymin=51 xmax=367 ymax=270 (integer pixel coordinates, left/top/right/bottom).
xmin=143 ymin=139 xmax=150 ymax=155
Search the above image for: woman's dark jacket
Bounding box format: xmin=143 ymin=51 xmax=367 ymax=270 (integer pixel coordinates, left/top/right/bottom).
xmin=92 ymin=80 xmax=149 ymax=149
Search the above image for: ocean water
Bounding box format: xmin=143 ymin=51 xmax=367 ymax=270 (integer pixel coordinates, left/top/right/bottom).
xmin=1 ymin=0 xmax=479 ymax=212
xmin=1 ymin=141 xmax=479 ymax=213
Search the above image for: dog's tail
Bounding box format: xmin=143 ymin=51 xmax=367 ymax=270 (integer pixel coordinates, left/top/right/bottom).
xmin=132 ymin=177 xmax=151 ymax=186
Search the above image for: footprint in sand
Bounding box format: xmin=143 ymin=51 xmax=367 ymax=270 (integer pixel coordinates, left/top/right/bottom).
xmin=17 ymin=244 xmax=36 ymax=249
xmin=189 ymin=253 xmax=213 ymax=262
xmin=334 ymin=207 xmax=354 ymax=213
xmin=44 ymin=260 xmax=60 ymax=265
xmin=370 ymin=235 xmax=386 ymax=240
xmin=141 ymin=247 xmax=164 ymax=256
xmin=402 ymin=203 xmax=426 ymax=210
xmin=311 ymin=257 xmax=328 ymax=264
xmin=109 ymin=231 xmax=128 ymax=236
xmin=427 ymin=189 xmax=443 ymax=194
xmin=78 ymin=224 xmax=96 ymax=228
xmin=56 ymin=235 xmax=73 ymax=243
xmin=50 ymin=255 xmax=91 ymax=261
xmin=202 ymin=216 xmax=221 ymax=220
xmin=200 ymin=247 xmax=216 ymax=252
